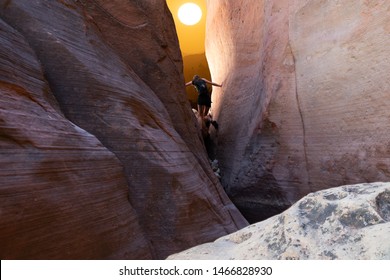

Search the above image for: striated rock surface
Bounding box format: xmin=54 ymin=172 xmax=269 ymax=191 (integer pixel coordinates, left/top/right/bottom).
xmin=0 ymin=17 xmax=152 ymax=259
xmin=77 ymin=0 xmax=202 ymax=155
xmin=168 ymin=182 xmax=390 ymax=260
xmin=0 ymin=0 xmax=247 ymax=259
xmin=206 ymin=0 xmax=390 ymax=222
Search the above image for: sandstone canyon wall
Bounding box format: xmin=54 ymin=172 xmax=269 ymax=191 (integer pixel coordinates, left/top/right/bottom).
xmin=0 ymin=0 xmax=247 ymax=259
xmin=206 ymin=0 xmax=390 ymax=222
xmin=0 ymin=16 xmax=152 ymax=259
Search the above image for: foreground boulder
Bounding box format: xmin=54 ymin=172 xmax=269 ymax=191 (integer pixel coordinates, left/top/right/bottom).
xmin=168 ymin=183 xmax=390 ymax=259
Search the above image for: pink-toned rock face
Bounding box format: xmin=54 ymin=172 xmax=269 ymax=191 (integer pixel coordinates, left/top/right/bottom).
xmin=206 ymin=0 xmax=390 ymax=222
xmin=0 ymin=17 xmax=152 ymax=259
xmin=0 ymin=1 xmax=247 ymax=259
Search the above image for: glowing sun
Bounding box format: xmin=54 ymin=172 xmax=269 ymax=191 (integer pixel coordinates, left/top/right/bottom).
xmin=178 ymin=3 xmax=202 ymax=26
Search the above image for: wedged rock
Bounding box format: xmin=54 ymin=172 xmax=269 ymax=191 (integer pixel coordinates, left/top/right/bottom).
xmin=206 ymin=0 xmax=390 ymax=222
xmin=168 ymin=182 xmax=390 ymax=260
xmin=0 ymin=0 xmax=247 ymax=259
xmin=0 ymin=18 xmax=152 ymax=259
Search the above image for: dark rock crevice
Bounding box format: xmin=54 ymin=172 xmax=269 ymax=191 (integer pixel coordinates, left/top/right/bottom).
xmin=376 ymin=190 xmax=390 ymax=222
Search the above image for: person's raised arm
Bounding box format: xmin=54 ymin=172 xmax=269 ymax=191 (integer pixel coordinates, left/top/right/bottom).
xmin=185 ymin=81 xmax=192 ymax=87
xmin=202 ymin=78 xmax=222 ymax=87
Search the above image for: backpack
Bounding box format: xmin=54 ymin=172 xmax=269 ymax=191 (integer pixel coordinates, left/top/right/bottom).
xmin=192 ymin=79 xmax=209 ymax=95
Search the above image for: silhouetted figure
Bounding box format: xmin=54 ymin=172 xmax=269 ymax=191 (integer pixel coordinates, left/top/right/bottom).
xmin=185 ymin=75 xmax=222 ymax=127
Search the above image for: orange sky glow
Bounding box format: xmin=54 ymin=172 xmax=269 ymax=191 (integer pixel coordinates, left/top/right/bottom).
xmin=166 ymin=0 xmax=211 ymax=107
xmin=166 ymin=0 xmax=207 ymax=56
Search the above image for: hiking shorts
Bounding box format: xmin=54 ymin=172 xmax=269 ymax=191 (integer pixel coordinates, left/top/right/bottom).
xmin=198 ymin=93 xmax=211 ymax=107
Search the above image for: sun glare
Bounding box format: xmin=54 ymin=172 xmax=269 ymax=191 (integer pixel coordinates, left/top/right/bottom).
xmin=178 ymin=3 xmax=202 ymax=26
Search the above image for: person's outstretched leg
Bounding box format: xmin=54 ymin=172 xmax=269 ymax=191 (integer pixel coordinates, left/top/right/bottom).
xmin=203 ymin=106 xmax=210 ymax=122
xmin=198 ymin=104 xmax=205 ymax=127
xmin=198 ymin=105 xmax=204 ymax=119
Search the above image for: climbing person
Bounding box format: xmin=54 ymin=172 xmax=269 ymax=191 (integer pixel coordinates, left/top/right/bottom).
xmin=185 ymin=75 xmax=222 ymax=129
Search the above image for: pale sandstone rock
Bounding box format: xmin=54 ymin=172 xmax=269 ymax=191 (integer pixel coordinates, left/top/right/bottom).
xmin=168 ymin=182 xmax=390 ymax=260
xmin=206 ymin=0 xmax=390 ymax=222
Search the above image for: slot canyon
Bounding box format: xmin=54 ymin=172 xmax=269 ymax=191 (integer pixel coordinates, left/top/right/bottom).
xmin=0 ymin=0 xmax=389 ymax=260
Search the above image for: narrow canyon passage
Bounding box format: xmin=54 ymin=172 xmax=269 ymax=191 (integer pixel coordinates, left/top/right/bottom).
xmin=169 ymin=0 xmax=292 ymax=223
xmin=1 ymin=0 xmax=389 ymax=260
xmin=202 ymin=0 xmax=390 ymax=223
xmin=0 ymin=0 xmax=247 ymax=260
